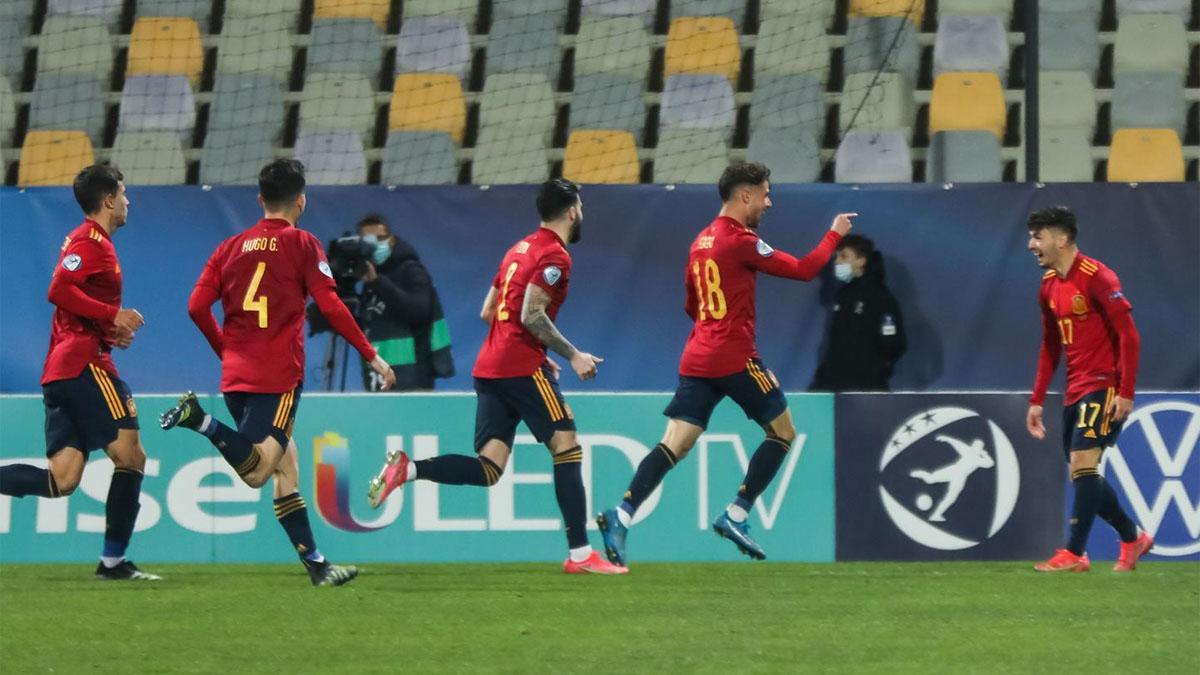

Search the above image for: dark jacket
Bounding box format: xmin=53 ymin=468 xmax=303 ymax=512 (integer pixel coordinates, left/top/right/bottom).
xmin=360 ymin=237 xmax=454 ymax=391
xmin=810 ymin=253 xmax=906 ymax=391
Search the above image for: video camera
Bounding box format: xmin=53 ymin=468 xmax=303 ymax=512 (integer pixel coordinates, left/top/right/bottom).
xmin=326 ymin=233 xmax=376 ymax=300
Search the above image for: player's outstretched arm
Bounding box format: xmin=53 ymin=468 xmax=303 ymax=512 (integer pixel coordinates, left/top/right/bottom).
xmin=310 ymin=285 xmax=395 ymax=390
xmin=521 ymin=284 xmax=602 ymax=381
xmin=750 ymin=213 xmax=856 ymax=281
xmin=187 ymin=282 xmax=223 ymax=357
xmin=480 ymin=285 xmax=499 ymax=324
xmin=1093 ymin=270 xmax=1139 ymax=421
xmin=1028 ymin=302 xmax=1061 ymax=437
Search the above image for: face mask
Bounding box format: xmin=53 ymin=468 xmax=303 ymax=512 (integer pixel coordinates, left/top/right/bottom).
xmin=834 ymin=262 xmax=854 ymax=283
xmin=373 ymin=241 xmax=392 ymax=265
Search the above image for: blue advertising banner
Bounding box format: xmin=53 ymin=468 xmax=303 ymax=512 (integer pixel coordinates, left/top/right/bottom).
xmin=835 ymin=393 xmax=1065 ymax=560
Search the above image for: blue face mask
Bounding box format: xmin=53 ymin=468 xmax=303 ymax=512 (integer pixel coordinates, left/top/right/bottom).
xmin=834 ymin=262 xmax=854 ymax=283
xmin=373 ymin=241 xmax=392 ymax=265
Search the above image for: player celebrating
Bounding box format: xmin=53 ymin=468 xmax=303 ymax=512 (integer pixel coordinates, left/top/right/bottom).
xmin=366 ymin=179 xmax=626 ymax=575
xmin=596 ymin=162 xmax=854 ymax=565
xmin=159 ymin=159 xmax=394 ymax=586
xmin=0 ymin=165 xmax=158 ymax=580
xmin=1025 ymin=206 xmax=1153 ymax=572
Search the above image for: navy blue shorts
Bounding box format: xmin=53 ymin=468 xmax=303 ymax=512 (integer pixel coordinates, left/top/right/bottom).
xmin=43 ymin=364 xmax=139 ymax=457
xmin=474 ymin=364 xmax=575 ymax=450
xmin=1062 ymin=386 xmax=1122 ymax=457
xmin=664 ymin=358 xmax=788 ymax=429
xmin=224 ymin=385 xmax=301 ymax=448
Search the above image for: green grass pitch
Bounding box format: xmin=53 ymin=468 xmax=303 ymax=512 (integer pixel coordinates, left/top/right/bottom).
xmin=2 ymin=562 xmax=1197 ymax=673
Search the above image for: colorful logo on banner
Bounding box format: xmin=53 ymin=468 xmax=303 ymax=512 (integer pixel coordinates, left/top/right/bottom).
xmin=314 ymin=431 xmax=390 ymax=533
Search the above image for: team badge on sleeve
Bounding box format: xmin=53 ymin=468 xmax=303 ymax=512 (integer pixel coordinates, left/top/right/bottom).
xmin=319 ymin=261 xmax=333 ymax=278
xmin=543 ymin=265 xmax=562 ymax=286
xmin=62 ymin=254 xmax=82 ymax=271
xmin=1108 ymin=290 xmax=1125 ymax=302
xmin=756 ymin=239 xmax=774 ymax=257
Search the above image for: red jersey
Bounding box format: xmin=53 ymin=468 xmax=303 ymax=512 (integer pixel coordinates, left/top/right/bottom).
xmin=1031 ymin=253 xmax=1140 ymax=406
xmin=42 ymin=220 xmax=123 ymax=384
xmin=679 ymin=216 xmax=841 ymax=378
xmin=189 ymin=218 xmax=375 ymax=393
xmin=473 ymin=227 xmax=571 ymax=379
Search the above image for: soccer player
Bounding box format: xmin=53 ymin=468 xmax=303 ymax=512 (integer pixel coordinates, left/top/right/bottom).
xmin=596 ymin=162 xmax=855 ymax=565
xmin=159 ymin=159 xmax=395 ymax=586
xmin=1024 ymin=206 xmax=1153 ymax=572
xmin=0 ymin=165 xmax=158 ymax=580
xmin=365 ymin=179 xmax=626 ymax=575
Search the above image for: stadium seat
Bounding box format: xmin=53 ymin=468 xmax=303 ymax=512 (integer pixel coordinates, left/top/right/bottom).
xmin=387 ymin=73 xmax=466 ymax=143
xmin=471 ymin=126 xmax=549 ymax=184
xmin=562 ymin=130 xmax=640 ymax=184
xmin=0 ymin=18 xmax=25 ymax=88
xmin=485 ymin=14 xmax=563 ymax=84
xmin=570 ymin=73 xmax=645 ymax=138
xmin=208 ymin=74 xmax=285 ymax=141
xmin=307 ymin=18 xmax=383 ymax=79
xmin=1039 ymin=71 xmax=1095 ymax=137
xmin=1037 ymin=11 xmax=1100 ymax=81
xmin=938 ymin=0 xmax=1013 ymax=23
xmin=834 ymin=130 xmax=912 ymax=183
xmin=1114 ymin=14 xmax=1189 ymax=80
xmin=110 ymin=132 xmax=187 ymax=185
xmin=294 ymin=129 xmax=367 ymax=185
xmin=843 ymin=17 xmax=920 ymax=82
xmin=137 ymin=1 xmax=212 ymax=29
xmin=574 ymin=17 xmax=652 ymax=80
xmin=1107 ymin=128 xmax=1184 ymax=182
xmin=215 ymin=13 xmax=294 ymax=81
xmin=225 ymin=0 xmax=302 ymax=24
xmin=653 ymin=129 xmax=729 ymax=183
xmin=581 ymin=0 xmax=657 ymax=28
xmin=28 ymin=74 xmax=107 ymax=144
xmin=395 ymin=16 xmax=472 ymax=81
xmin=659 ymin=74 xmax=736 ymax=139
xmin=1042 ymin=0 xmax=1102 ymax=26
xmin=848 ymin=0 xmax=925 ymax=25
xmin=381 ymin=130 xmax=458 ymax=185
xmin=1111 ymin=71 xmax=1186 ymax=136
xmin=18 ymin=130 xmax=94 ymax=186
xmin=200 ymin=127 xmax=274 ymax=185
xmin=1039 ymin=126 xmax=1094 ymax=182
xmin=748 ymin=74 xmax=824 ymax=137
xmin=925 ymin=130 xmax=1002 ymax=183
xmin=929 ymin=72 xmax=1006 ymax=140
xmin=1 ymin=0 xmax=35 ymax=35
xmin=126 ymin=17 xmax=204 ymax=89
xmin=0 ymin=77 xmax=14 ymax=145
xmin=759 ymin=0 xmax=837 ymax=26
xmin=746 ymin=129 xmax=821 ymax=183
xmin=479 ymin=74 xmax=557 ymax=146
xmin=313 ymin=0 xmax=389 ymax=30
xmin=493 ymin=0 xmax=570 ymax=30
xmin=403 ymin=0 xmax=478 ymax=28
xmin=46 ymin=0 xmax=122 ymax=30
xmin=1116 ymin=0 xmax=1191 ymax=21
xmin=670 ymin=0 xmax=747 ymax=31
xmin=664 ymin=17 xmax=741 ymax=85
xmin=754 ymin=15 xmax=829 ymax=83
xmin=933 ymin=15 xmax=1010 ymax=81
xmin=299 ymin=74 xmax=377 ymax=139
xmin=36 ymin=16 xmax=115 ymax=84
xmin=839 ymin=72 xmax=916 ymax=142
xmin=118 ymin=75 xmax=197 ymax=139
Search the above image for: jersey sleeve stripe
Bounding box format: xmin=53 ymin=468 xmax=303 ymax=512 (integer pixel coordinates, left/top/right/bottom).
xmin=89 ymin=364 xmax=125 ymax=419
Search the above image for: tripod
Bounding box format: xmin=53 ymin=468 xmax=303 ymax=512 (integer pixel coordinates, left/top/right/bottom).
xmin=319 ymin=295 xmax=363 ymax=392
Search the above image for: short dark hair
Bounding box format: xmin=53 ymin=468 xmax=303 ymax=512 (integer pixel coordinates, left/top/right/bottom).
xmin=73 ymin=164 xmax=123 ymax=214
xmin=536 ymin=178 xmax=580 ymax=221
xmin=258 ymin=158 xmax=306 ymax=208
xmin=718 ymin=162 xmax=771 ymax=201
xmin=1028 ymin=206 xmax=1077 ymax=243
xmin=356 ymin=213 xmax=390 ymax=233
xmin=837 ymin=234 xmax=875 ymax=259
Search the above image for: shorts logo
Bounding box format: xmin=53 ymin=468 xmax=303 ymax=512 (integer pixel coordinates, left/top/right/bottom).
xmin=62 ymin=254 xmax=82 ymax=272
xmin=756 ymin=239 xmax=774 ymax=257
xmin=318 ymin=261 xmax=333 ymax=278
xmin=1071 ymin=294 xmax=1087 ymax=315
xmin=543 ymin=265 xmax=562 ymax=286
xmin=126 ymin=397 xmax=137 ymax=417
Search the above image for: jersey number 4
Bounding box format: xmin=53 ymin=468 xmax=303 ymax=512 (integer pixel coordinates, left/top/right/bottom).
xmin=692 ymin=259 xmax=727 ymax=320
xmin=243 ymin=261 xmax=269 ymax=328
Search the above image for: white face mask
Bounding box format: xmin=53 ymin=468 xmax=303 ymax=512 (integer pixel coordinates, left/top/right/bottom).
xmin=834 ymin=262 xmax=854 ymax=283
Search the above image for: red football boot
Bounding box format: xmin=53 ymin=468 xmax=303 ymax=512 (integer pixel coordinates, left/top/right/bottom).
xmin=1113 ymin=532 xmax=1154 ymax=572
xmin=563 ymin=550 xmax=628 ymax=575
xmin=1034 ymin=549 xmax=1091 ymax=572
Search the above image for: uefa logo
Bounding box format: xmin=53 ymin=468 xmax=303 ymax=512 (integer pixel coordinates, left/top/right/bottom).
xmin=877 ymin=407 xmax=1021 ymax=551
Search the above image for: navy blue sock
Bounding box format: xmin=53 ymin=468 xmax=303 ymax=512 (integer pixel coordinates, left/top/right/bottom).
xmin=553 ymin=446 xmax=588 ymax=550
xmin=619 ymin=443 xmax=677 ymax=517
xmin=736 ymin=436 xmax=791 ymax=508
xmin=0 ymin=464 xmax=59 ymax=497
xmin=103 ymin=468 xmax=143 ymax=559
xmin=1097 ymin=477 xmax=1138 ymax=543
xmin=200 ymin=419 xmax=260 ymax=478
xmin=274 ymin=493 xmax=322 ymax=561
xmin=1067 ymin=468 xmax=1104 ymax=555
xmin=414 ymin=455 xmax=501 ymax=486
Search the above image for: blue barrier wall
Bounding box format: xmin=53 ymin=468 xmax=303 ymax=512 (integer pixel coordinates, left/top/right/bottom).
xmin=1 ymin=184 xmax=1197 ymax=393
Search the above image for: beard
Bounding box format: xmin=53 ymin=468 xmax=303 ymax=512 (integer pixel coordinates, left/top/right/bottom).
xmin=569 ymin=219 xmax=582 ymax=243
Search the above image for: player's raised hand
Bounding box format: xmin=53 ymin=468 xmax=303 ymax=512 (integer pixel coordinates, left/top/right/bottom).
xmin=114 ymin=308 xmax=144 ymax=333
xmin=830 ymin=213 xmax=857 ymax=236
xmin=109 ymin=325 xmax=135 ymax=349
xmin=1107 ymin=395 xmax=1134 ymax=423
xmin=369 ymin=355 xmax=396 ymax=391
xmin=570 ymin=351 xmax=603 ymax=381
xmin=1026 ymin=404 xmax=1046 ymax=440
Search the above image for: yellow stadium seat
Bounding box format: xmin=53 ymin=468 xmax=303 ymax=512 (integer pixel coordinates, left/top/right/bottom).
xmin=388 ymin=74 xmax=466 ymax=144
xmin=849 ymin=0 xmax=926 ymax=25
xmin=127 ymin=18 xmax=204 ymax=88
xmin=18 ymin=131 xmax=95 ymax=186
xmin=1107 ymin=129 xmax=1185 ymax=182
xmin=563 ymin=130 xmax=640 ymax=184
xmin=664 ymin=17 xmax=741 ymax=85
xmin=929 ymin=72 xmax=1006 ymax=139
xmin=314 ymin=0 xmax=390 ymax=30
